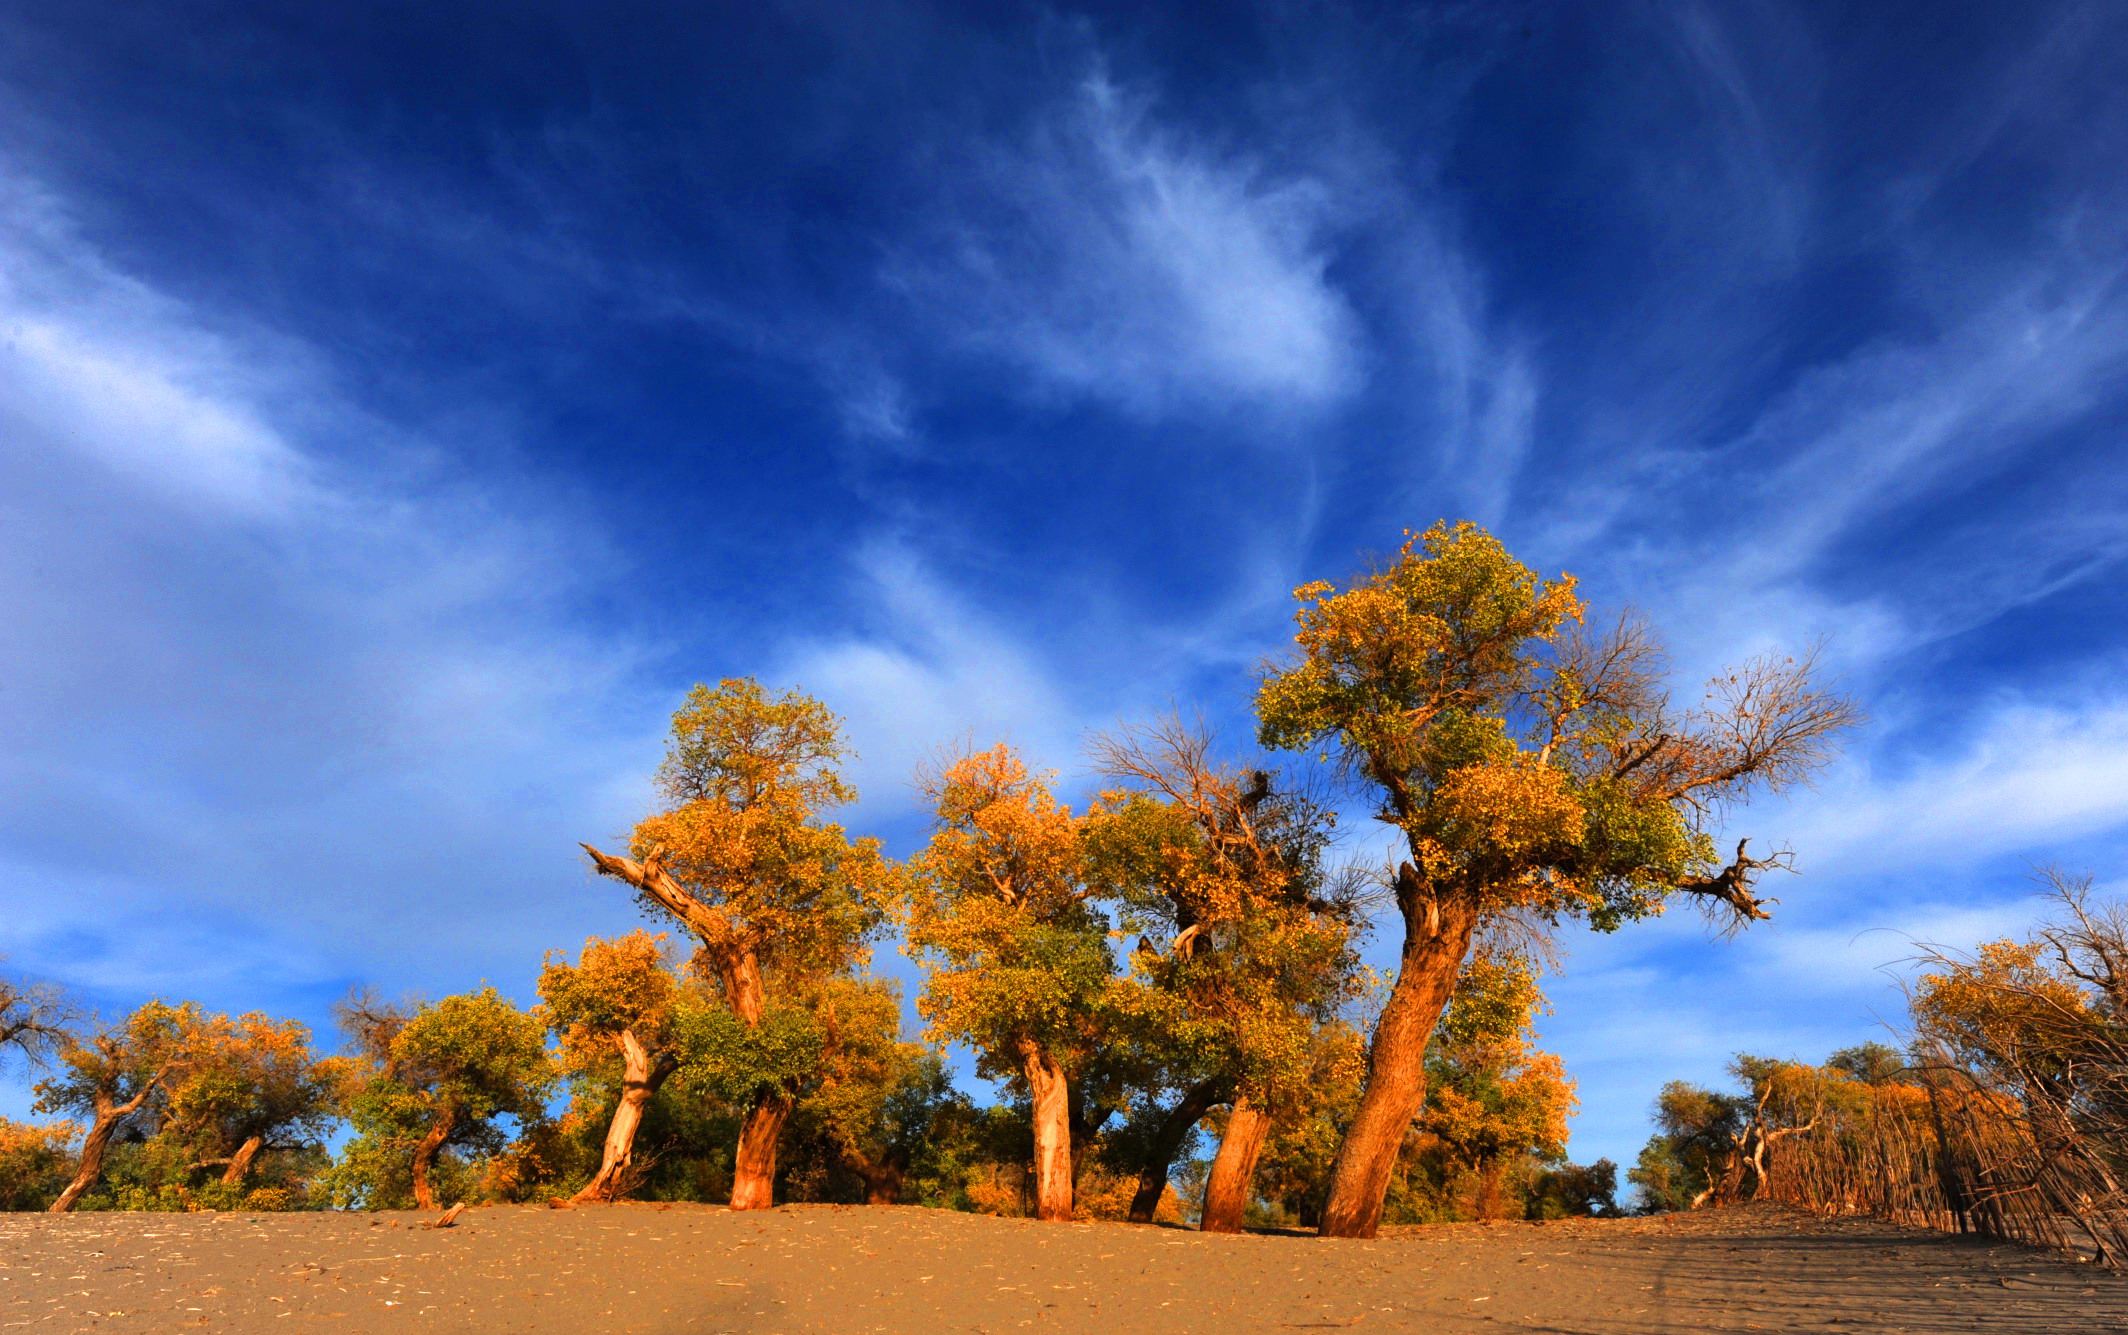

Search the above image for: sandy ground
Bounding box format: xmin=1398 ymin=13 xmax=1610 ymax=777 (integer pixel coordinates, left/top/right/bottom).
xmin=3 ymin=1200 xmax=2123 ymax=1334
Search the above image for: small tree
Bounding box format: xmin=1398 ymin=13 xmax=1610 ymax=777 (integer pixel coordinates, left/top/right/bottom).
xmin=539 ymin=932 xmax=693 ymax=1202
xmin=902 ymin=744 xmax=1115 ymax=1222
xmin=1257 ymin=521 xmax=1859 ymax=1236
xmin=583 ymin=679 xmax=887 ymax=1210
xmin=1627 ymin=1081 xmax=1743 ymax=1212
xmin=330 ymin=987 xmax=554 ymax=1210
xmin=0 ymin=1119 xmax=79 ymax=1210
xmin=35 ymin=1000 xmax=205 ymax=1212
xmin=161 ymin=1013 xmax=344 ymax=1196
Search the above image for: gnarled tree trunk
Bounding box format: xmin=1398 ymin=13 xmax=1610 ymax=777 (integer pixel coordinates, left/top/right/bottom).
xmin=1018 ymin=1036 xmax=1073 ymax=1222
xmin=1127 ymin=1078 xmax=1227 ymax=1224
xmin=574 ymin=1029 xmax=679 ymax=1202
xmin=221 ymin=1135 xmax=265 ymax=1188
xmin=1201 ymin=1098 xmax=1272 ymax=1233
xmin=1317 ymin=871 xmax=1478 ymax=1239
xmin=410 ymin=1105 xmax=458 ymax=1211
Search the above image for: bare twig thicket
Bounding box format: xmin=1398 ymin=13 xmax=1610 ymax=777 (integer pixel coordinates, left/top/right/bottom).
xmin=1753 ymin=871 xmax=2128 ymax=1264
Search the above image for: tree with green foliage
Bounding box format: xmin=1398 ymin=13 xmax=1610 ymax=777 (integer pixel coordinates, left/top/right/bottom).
xmin=1085 ymin=717 xmax=1367 ymax=1231
xmin=902 ymin=743 xmax=1117 ymax=1222
xmin=328 ymin=987 xmax=554 ymax=1210
xmin=1256 ymin=520 xmax=1860 ymax=1236
xmin=583 ymin=678 xmax=888 ymax=1210
xmin=1628 ymin=1080 xmax=1742 ymax=1212
xmin=35 ymin=1000 xmax=206 ymax=1212
xmin=794 ymin=976 xmax=959 ymax=1205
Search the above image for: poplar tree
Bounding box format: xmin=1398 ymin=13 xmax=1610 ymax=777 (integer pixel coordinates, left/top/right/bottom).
xmin=1084 ymin=719 xmax=1365 ymax=1231
xmin=1257 ymin=521 xmax=1859 ymax=1237
xmin=539 ymin=931 xmax=693 ymax=1202
xmin=901 ymin=744 xmax=1114 ymax=1222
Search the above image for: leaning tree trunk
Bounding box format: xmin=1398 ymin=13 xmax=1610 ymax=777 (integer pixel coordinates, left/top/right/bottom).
xmin=1201 ymin=1098 xmax=1273 ymax=1233
xmin=50 ymin=1078 xmax=163 ymax=1214
xmin=1127 ymin=1078 xmax=1228 ymax=1224
xmin=1317 ymin=872 xmax=1478 ymax=1239
xmin=576 ymin=848 xmax=792 ymax=1215
xmin=221 ymin=1135 xmax=266 ymax=1188
xmin=1017 ymin=1036 xmax=1074 ymax=1222
xmin=49 ymin=1103 xmax=124 ymax=1213
xmin=574 ymin=1029 xmax=679 ymax=1202
xmin=410 ymin=1105 xmax=458 ymax=1211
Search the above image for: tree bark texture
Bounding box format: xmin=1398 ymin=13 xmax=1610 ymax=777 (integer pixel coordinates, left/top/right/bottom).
xmin=574 ymin=1029 xmax=678 ymax=1203
xmin=1317 ymin=877 xmax=1479 ymax=1239
xmin=221 ymin=1135 xmax=265 ymax=1188
xmin=1127 ymin=1078 xmax=1227 ymax=1224
xmin=731 ymin=1087 xmax=794 ymax=1211
xmin=1201 ymin=1098 xmax=1272 ymax=1234
xmin=1018 ymin=1036 xmax=1074 ymax=1222
xmin=410 ymin=1106 xmax=458 ymax=1212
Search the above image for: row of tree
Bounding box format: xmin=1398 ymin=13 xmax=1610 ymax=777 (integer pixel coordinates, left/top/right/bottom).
xmin=2 ymin=522 xmax=1854 ymax=1236
xmin=1628 ymin=871 xmax=2128 ymax=1263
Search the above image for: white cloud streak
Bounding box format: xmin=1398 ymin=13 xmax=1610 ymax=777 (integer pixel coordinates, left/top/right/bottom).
xmin=884 ymin=73 xmax=1361 ymax=421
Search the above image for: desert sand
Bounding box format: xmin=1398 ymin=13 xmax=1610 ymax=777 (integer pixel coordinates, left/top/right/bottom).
xmin=3 ymin=1200 xmax=2121 ymax=1334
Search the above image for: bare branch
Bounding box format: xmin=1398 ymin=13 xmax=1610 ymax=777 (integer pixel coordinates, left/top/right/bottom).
xmin=1675 ymin=839 xmax=1794 ymax=928
xmin=1643 ymin=644 xmax=1865 ymax=813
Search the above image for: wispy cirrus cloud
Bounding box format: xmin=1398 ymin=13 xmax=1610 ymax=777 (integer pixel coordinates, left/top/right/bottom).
xmin=882 ymin=71 xmax=1362 ymax=422
xmin=0 ymin=168 xmax=665 ymax=1023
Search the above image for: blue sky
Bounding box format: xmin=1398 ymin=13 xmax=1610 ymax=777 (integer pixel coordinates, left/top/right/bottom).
xmin=3 ymin=0 xmax=2126 ymax=1177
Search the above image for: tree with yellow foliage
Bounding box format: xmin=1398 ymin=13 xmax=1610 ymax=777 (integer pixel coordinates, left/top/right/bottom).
xmin=1258 ymin=521 xmax=1859 ymax=1236
xmin=583 ymin=679 xmax=888 ymax=1210
xmin=539 ymin=931 xmax=696 ymax=1202
xmin=160 ymin=1012 xmax=344 ymax=1197
xmin=901 ymin=744 xmax=1115 ymax=1222
xmin=35 ymin=1000 xmax=207 ymax=1212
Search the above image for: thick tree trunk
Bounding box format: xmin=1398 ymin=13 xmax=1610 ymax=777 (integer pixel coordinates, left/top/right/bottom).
xmin=1127 ymin=1078 xmax=1227 ymax=1224
xmin=221 ymin=1135 xmax=265 ymax=1188
xmin=1318 ymin=873 xmax=1478 ymax=1239
xmin=49 ymin=1110 xmax=122 ymax=1213
xmin=574 ymin=1030 xmax=677 ymax=1203
xmin=731 ymin=1087 xmax=793 ymax=1211
xmin=1018 ymin=1036 xmax=1074 ymax=1222
xmin=410 ymin=1106 xmax=457 ymax=1212
xmin=722 ymin=950 xmax=791 ymax=1213
xmin=1201 ymin=1098 xmax=1272 ymax=1233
